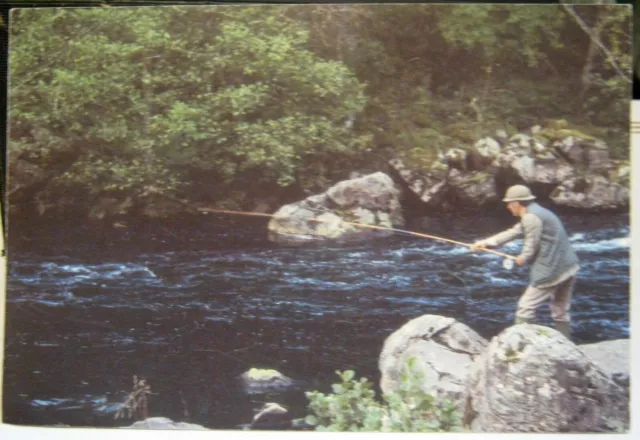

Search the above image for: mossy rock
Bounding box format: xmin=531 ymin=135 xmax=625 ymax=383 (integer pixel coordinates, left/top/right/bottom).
xmin=247 ymin=368 xmax=283 ymax=380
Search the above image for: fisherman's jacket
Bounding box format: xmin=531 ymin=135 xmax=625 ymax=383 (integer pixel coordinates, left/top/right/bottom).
xmin=525 ymin=203 xmax=579 ymax=286
xmin=482 ymin=203 xmax=579 ymax=286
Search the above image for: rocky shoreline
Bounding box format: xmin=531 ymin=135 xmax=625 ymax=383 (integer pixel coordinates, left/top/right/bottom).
xmin=267 ymin=122 xmax=628 ymax=244
xmin=125 ymin=315 xmax=629 ymax=432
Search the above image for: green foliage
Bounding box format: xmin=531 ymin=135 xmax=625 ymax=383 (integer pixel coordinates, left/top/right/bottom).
xmin=438 ymin=4 xmax=566 ymax=69
xmin=7 ymin=4 xmax=630 ymax=219
xmin=304 ymin=359 xmax=463 ymax=432
xmin=9 ymin=6 xmax=368 ymax=217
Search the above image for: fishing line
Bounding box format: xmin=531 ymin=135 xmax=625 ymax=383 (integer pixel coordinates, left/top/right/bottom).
xmin=198 ymin=207 xmax=517 ymax=267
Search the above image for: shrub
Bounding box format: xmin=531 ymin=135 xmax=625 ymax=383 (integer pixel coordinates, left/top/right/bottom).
xmin=304 ymin=358 xmax=464 ymax=432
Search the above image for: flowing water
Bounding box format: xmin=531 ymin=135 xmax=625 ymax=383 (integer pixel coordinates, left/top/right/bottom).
xmin=2 ymin=212 xmax=630 ymax=429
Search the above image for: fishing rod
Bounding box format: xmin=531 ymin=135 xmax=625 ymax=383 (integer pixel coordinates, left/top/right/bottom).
xmin=197 ymin=207 xmax=517 ymax=268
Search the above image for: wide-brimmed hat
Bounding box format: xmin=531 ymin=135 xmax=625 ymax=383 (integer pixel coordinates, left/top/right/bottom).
xmin=502 ymin=185 xmax=536 ymax=202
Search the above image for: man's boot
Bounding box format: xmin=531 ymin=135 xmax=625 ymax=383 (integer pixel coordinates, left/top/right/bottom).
xmin=554 ymin=320 xmax=572 ymax=340
xmin=514 ymin=316 xmax=535 ymax=325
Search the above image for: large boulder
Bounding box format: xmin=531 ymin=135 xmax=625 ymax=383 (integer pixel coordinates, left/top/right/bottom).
xmin=578 ymin=339 xmax=629 ymax=395
xmin=240 ymin=368 xmax=295 ymax=394
xmin=494 ymin=134 xmax=575 ymax=187
xmin=549 ymin=175 xmax=629 ymax=210
xmin=127 ymin=417 xmax=208 ymax=430
xmin=379 ymin=315 xmax=488 ymax=409
xmin=268 ymin=172 xmax=404 ymax=244
xmin=464 ymin=324 xmax=629 ymax=433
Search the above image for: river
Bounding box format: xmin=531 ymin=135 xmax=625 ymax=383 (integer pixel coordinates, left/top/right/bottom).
xmin=1 ymin=211 xmax=630 ymax=429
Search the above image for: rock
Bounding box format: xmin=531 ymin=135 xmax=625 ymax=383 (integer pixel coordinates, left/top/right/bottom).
xmin=240 ymin=368 xmax=295 ymax=394
xmin=379 ymin=315 xmax=488 ymax=409
xmin=268 ymin=172 xmax=404 ymax=244
xmin=448 ymin=170 xmax=497 ymax=207
xmin=550 ymin=175 xmax=629 ymax=210
xmin=495 ymin=129 xmax=509 ymax=142
xmin=579 ymin=339 xmax=629 ymax=394
xmin=127 ymin=417 xmax=208 ymax=430
xmin=550 ymin=134 xmax=611 ymax=172
xmin=465 ymin=324 xmax=629 ymax=433
xmin=388 ymin=158 xmax=448 ymax=206
xmin=494 ymin=134 xmax=574 ymax=187
xmin=507 ymin=133 xmax=542 ymax=150
xmin=468 ymin=137 xmax=501 ymax=171
xmin=608 ymin=160 xmax=630 ymax=187
xmin=389 ymin=126 xmax=619 ymax=213
xmin=250 ymin=402 xmax=292 ymax=430
xmin=443 ymin=148 xmax=468 ymax=171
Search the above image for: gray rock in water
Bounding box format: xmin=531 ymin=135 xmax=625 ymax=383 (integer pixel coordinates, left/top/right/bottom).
xmin=240 ymin=368 xmax=295 ymax=394
xmin=550 ymin=175 xmax=628 ymax=210
xmin=465 ymin=324 xmax=629 ymax=433
xmin=127 ymin=417 xmax=208 ymax=430
xmin=379 ymin=315 xmax=488 ymax=409
xmin=579 ymin=339 xmax=629 ymax=394
xmin=268 ymin=172 xmax=404 ymax=244
xmin=250 ymin=402 xmax=291 ymax=430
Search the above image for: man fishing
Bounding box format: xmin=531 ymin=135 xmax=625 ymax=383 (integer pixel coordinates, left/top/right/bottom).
xmin=471 ymin=184 xmax=579 ymax=339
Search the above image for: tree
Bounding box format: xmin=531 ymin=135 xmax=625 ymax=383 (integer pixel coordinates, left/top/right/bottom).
xmin=8 ymin=6 xmax=369 ymax=218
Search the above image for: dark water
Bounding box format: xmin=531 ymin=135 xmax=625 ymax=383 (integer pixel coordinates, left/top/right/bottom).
xmin=2 ymin=213 xmax=630 ymax=429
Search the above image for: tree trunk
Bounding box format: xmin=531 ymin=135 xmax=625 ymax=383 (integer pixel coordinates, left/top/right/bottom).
xmin=579 ymin=9 xmax=603 ymax=100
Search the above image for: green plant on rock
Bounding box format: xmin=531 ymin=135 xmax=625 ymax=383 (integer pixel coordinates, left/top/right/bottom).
xmin=304 ymin=358 xmax=464 ymax=432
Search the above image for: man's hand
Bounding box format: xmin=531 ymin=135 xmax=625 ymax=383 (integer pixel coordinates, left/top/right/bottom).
xmin=516 ymin=256 xmax=527 ymax=266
